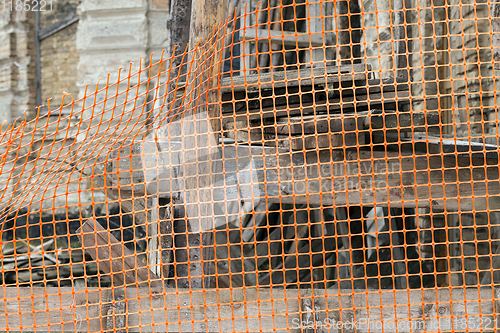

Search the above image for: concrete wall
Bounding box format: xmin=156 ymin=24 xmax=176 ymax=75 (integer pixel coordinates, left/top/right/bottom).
xmin=75 ymin=0 xmax=170 ymax=140
xmin=362 ymin=0 xmax=394 ymax=80
xmin=0 ymin=0 xmax=492 ymax=141
xmin=361 ymin=0 xmax=499 ymax=142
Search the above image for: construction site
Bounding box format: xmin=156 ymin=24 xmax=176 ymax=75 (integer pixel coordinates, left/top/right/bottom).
xmin=0 ymin=0 xmax=499 ymax=331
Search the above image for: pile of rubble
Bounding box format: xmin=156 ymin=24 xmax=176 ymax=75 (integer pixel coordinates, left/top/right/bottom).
xmin=1 ymin=239 xmax=110 ymax=287
xmin=0 ymin=206 xmax=147 ymax=288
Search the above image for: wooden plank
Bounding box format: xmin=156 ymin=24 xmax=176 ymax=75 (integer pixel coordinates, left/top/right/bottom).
xmin=178 ymin=66 xmax=405 ymax=96
xmin=0 ymin=287 xmax=497 ymax=332
xmin=240 ymin=0 xmax=254 ymax=73
xmin=253 ymin=0 xmax=280 ymax=71
xmin=148 ymin=198 xmax=162 ymax=278
xmin=220 ymin=64 xmax=367 ymax=93
xmin=99 ymin=136 xmax=167 ymax=283
xmin=305 ymin=1 xmax=325 ymax=65
xmin=401 ymin=135 xmax=500 ymax=158
xmin=100 ymin=141 xmax=500 ymax=212
xmin=371 ymin=134 xmax=500 ymax=159
xmin=223 ymin=120 xmax=264 ymax=143
xmin=92 ymin=170 xmax=151 ymax=226
xmin=174 ymin=64 xmax=369 ymax=92
xmin=76 ymin=218 xmax=163 ymax=288
xmin=223 ymin=131 xmax=363 ymax=149
xmin=241 ymin=28 xmax=324 ymax=47
xmin=300 ymin=290 xmax=321 ymax=333
xmin=264 ymin=113 xmax=363 ymax=135
xmin=268 ymin=132 xmax=364 ymax=150
xmin=367 ymin=109 xmax=440 ymax=131
xmin=224 ymin=115 xmax=365 ymax=148
xmin=250 ymin=149 xmax=500 ymax=211
xmin=104 ymin=288 xmax=127 ymax=333
xmin=221 ymin=90 xmax=411 ymax=121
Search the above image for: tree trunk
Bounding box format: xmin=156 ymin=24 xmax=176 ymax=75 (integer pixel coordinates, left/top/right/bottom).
xmin=180 ymin=0 xmax=230 ymax=289
xmin=166 ymin=0 xmax=193 ymax=77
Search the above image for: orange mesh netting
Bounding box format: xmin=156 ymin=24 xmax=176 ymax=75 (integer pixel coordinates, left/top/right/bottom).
xmin=0 ymin=0 xmax=500 ymax=332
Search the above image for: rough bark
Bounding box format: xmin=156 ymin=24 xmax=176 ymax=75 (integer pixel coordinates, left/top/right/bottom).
xmin=166 ymin=0 xmax=193 ymax=76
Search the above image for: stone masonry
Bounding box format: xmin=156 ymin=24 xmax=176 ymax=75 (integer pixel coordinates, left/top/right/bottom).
xmin=0 ymin=8 xmax=35 ymax=122
xmin=39 ymin=0 xmax=80 ymax=107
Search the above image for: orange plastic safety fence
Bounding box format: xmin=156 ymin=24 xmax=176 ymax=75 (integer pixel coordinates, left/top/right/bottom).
xmin=0 ymin=0 xmax=499 ymax=332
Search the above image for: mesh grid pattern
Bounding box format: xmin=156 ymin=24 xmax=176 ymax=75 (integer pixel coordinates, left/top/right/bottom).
xmin=0 ymin=1 xmax=499 ymax=332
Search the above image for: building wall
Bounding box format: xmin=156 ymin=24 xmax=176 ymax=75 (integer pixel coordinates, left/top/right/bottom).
xmin=447 ymin=0 xmax=500 ymax=285
xmin=75 ymin=0 xmax=169 ymax=123
xmin=448 ymin=0 xmax=498 ymax=144
xmin=405 ymin=0 xmax=497 ymax=142
xmin=0 ymin=0 xmax=170 ymax=123
xmin=39 ymin=0 xmax=80 ymax=107
xmin=362 ymin=0 xmax=394 ymax=80
xmin=0 ymin=9 xmax=35 ymax=122
xmin=359 ymin=0 xmax=500 ymax=287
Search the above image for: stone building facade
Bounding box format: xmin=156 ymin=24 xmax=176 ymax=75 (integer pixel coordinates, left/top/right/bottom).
xmin=0 ymin=8 xmax=35 ymax=122
xmin=0 ymin=0 xmax=170 ymax=120
xmin=0 ymin=0 xmax=170 ymax=219
xmin=39 ymin=0 xmax=80 ymax=106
